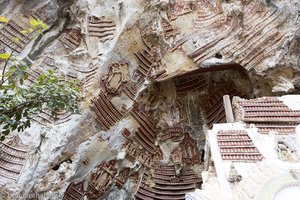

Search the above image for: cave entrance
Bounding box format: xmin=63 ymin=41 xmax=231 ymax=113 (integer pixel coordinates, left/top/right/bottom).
xmin=137 ymin=63 xmax=252 ymax=173
xmin=155 ymin=63 xmax=252 ymax=131
xmin=143 ymin=63 xmax=253 ymax=131
xmin=168 ymin=63 xmax=252 ymax=172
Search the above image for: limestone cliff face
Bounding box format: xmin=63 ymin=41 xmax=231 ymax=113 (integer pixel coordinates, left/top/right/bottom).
xmin=0 ymin=0 xmax=299 ymax=199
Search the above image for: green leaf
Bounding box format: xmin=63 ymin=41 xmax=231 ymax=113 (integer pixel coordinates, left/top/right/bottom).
xmin=48 ymin=70 xmax=54 ymax=75
xmin=9 ymin=66 xmax=17 ymax=71
xmin=40 ymin=22 xmax=49 ymax=30
xmin=0 ymin=16 xmax=8 ymax=23
xmin=25 ymin=120 xmax=30 ymax=128
xmin=21 ymin=30 xmax=28 ymax=34
xmin=12 ymin=124 xmax=18 ymax=131
xmin=0 ymin=53 xmax=10 ymax=59
xmin=12 ymin=37 xmax=20 ymax=43
xmin=30 ymin=19 xmax=39 ymax=27
xmin=3 ymin=124 xmax=9 ymax=129
xmin=0 ymin=57 xmax=81 ymax=135
xmin=2 ymin=129 xmax=10 ymax=135
xmin=29 ymin=19 xmax=49 ymax=31
xmin=16 ymin=112 xmax=21 ymax=121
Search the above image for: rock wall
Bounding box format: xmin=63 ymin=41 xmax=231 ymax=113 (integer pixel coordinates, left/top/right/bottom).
xmin=0 ymin=0 xmax=299 ymax=199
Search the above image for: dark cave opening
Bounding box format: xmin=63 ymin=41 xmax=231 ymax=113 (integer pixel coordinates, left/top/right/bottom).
xmin=52 ymin=158 xmax=72 ymax=171
xmin=158 ymin=63 xmax=253 ymax=130
xmin=215 ymin=53 xmax=223 ymax=59
xmin=138 ymin=63 xmax=254 ymax=174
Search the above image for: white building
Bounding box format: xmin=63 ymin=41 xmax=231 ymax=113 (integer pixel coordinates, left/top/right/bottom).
xmin=186 ymin=95 xmax=300 ymax=200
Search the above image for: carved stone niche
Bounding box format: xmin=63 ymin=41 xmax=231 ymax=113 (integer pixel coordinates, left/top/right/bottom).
xmin=123 ymin=140 xmax=138 ymax=162
xmin=136 ymin=148 xmax=151 ymax=165
xmin=152 ymin=147 xmax=163 ymax=166
xmin=63 ymin=181 xmax=85 ymax=200
xmin=122 ymin=80 xmax=139 ymax=100
xmin=29 ymin=3 xmax=48 ymax=22
xmin=227 ymin=164 xmax=242 ymax=183
xmin=0 ymin=135 xmax=28 ymax=184
xmin=100 ymin=62 xmax=129 ymax=96
xmin=59 ymin=29 xmax=82 ymax=51
xmin=88 ymin=16 xmax=116 ymax=42
xmin=160 ymin=18 xmax=180 ymax=39
xmin=0 ymin=20 xmax=29 ymax=53
xmin=115 ymin=167 xmax=130 ymax=188
xmin=171 ymin=147 xmax=182 ymax=165
xmin=39 ymin=53 xmax=56 ymax=70
xmin=86 ymin=159 xmax=117 ymax=199
xmin=160 ymin=124 xmax=183 ymax=142
xmin=276 ymin=141 xmax=293 ymax=161
xmin=122 ymin=138 xmax=162 ymax=167
xmin=180 ymin=133 xmax=201 ymax=166
xmin=122 ymin=128 xmax=131 ymax=138
xmin=167 ymin=0 xmax=192 ymax=21
xmin=66 ymin=70 xmax=78 ymax=79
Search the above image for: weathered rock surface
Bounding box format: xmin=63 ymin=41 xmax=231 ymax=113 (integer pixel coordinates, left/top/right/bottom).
xmin=0 ymin=0 xmax=299 ymax=199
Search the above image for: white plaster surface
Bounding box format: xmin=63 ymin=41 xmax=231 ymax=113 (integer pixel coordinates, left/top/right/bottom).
xmin=274 ymin=186 xmax=300 ymax=200
xmin=279 ymin=95 xmax=300 ymax=110
xmin=190 ymin=120 xmax=300 ymax=200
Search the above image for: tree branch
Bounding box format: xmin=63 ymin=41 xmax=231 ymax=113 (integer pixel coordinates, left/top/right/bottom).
xmin=1 ymin=56 xmax=10 ymax=86
xmin=0 ymin=96 xmax=50 ymax=116
xmin=0 ymin=51 xmax=15 ymax=86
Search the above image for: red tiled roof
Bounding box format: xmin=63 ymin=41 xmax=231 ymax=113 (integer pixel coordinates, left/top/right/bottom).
xmin=217 ymin=130 xmax=263 ymax=162
xmin=135 ymin=165 xmax=201 ymax=200
xmin=234 ymin=97 xmax=300 ymax=134
xmin=0 ymin=136 xmax=28 ymax=184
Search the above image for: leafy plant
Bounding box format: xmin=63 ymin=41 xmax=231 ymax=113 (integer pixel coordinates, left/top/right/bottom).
xmin=29 ymin=19 xmax=49 ymax=31
xmin=0 ymin=17 xmax=81 ymax=141
xmin=0 ymin=16 xmax=8 ymax=23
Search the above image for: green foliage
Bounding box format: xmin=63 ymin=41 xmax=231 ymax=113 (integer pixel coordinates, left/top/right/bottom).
xmin=19 ymin=19 xmax=49 ymax=37
xmin=0 ymin=60 xmax=81 ymax=140
xmin=29 ymin=19 xmax=49 ymax=34
xmin=0 ymin=16 xmax=8 ymax=23
xmin=0 ymin=53 xmax=10 ymax=59
xmin=0 ymin=18 xmax=80 ymax=141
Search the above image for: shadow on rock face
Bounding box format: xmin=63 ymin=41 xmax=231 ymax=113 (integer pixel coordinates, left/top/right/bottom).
xmin=0 ymin=0 xmax=10 ymax=14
